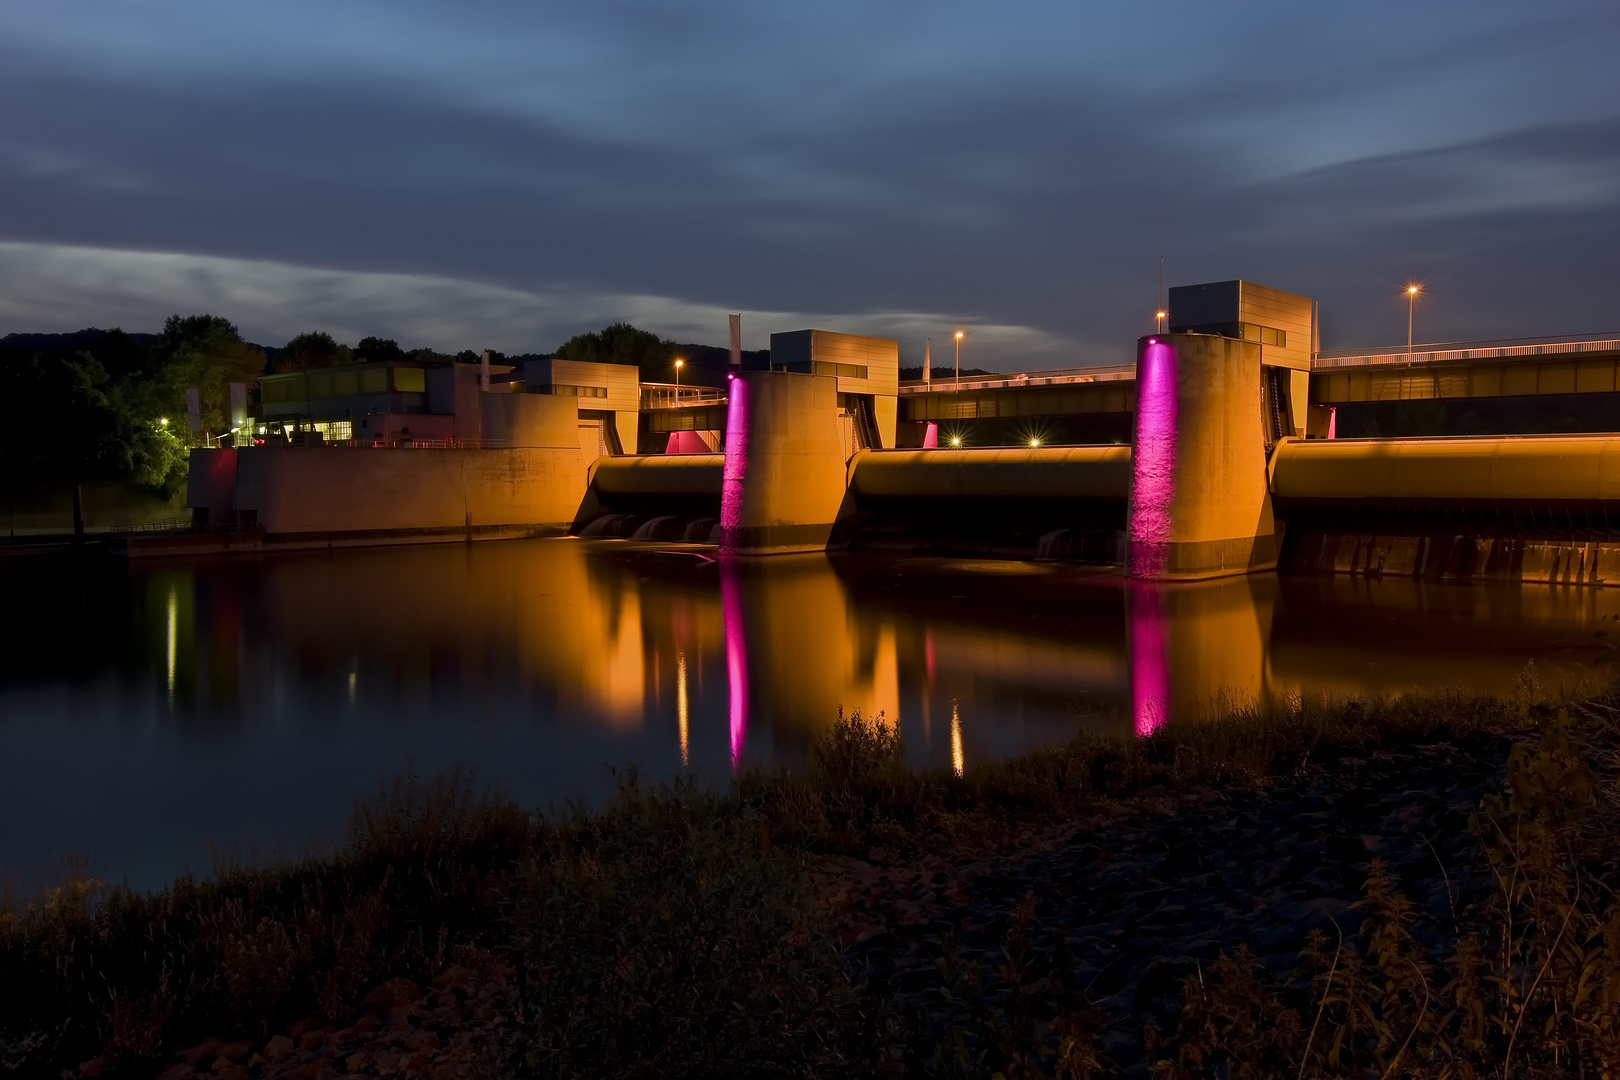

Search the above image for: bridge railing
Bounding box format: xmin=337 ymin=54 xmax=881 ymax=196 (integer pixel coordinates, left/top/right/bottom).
xmin=1313 ymin=332 xmax=1620 ymax=370
xmin=640 ymin=383 xmax=729 ymax=409
xmin=900 ymin=364 xmax=1137 ymax=394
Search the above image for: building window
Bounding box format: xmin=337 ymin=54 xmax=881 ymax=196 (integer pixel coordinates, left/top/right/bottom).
xmin=391 ymin=367 xmax=426 ymax=393
xmin=777 ymin=360 xmax=870 ymax=379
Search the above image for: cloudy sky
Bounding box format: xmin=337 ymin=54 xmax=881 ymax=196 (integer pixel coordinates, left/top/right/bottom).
xmin=1 ymin=0 xmax=1617 ymax=368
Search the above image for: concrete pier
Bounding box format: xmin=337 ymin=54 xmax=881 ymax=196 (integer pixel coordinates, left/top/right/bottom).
xmin=719 ymin=370 xmax=849 ymax=555
xmin=1127 ymin=333 xmax=1279 ymax=580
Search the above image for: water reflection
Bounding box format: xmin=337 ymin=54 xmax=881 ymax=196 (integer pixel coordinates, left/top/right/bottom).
xmin=0 ymin=539 xmax=1613 ymax=890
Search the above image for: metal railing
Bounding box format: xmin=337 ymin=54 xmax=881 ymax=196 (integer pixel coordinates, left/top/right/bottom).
xmin=254 ymin=437 xmax=515 ymax=450
xmin=900 ymin=364 xmax=1137 ymax=394
xmin=1312 ymin=332 xmax=1620 ymax=370
xmin=640 ymin=383 xmax=729 ymax=409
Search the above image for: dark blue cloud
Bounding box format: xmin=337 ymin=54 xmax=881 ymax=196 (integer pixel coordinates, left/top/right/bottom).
xmin=1 ymin=0 xmax=1617 ymax=363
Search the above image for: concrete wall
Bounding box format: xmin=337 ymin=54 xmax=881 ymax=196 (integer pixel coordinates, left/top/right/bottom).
xmin=233 ymin=445 xmax=586 ymax=536
xmin=1128 ymin=333 xmax=1278 ymax=579
xmin=1286 ymin=533 xmax=1620 ymax=588
xmin=426 ymin=364 xmax=484 ymax=442
xmin=720 ymin=370 xmax=849 ymax=555
xmin=481 ymin=391 xmax=584 ymax=450
xmin=187 ymin=447 xmax=239 ymax=521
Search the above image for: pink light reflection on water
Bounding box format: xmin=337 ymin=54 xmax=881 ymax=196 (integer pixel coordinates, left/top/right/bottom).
xmin=720 ymin=561 xmax=748 ymax=770
xmin=1128 ymin=339 xmax=1178 ymax=578
xmin=719 ymin=375 xmax=750 ymax=555
xmin=1128 ymin=581 xmax=1171 ymax=736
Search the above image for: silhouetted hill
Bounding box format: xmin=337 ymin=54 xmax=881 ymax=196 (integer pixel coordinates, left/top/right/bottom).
xmin=1 ymin=328 xmax=156 ymax=352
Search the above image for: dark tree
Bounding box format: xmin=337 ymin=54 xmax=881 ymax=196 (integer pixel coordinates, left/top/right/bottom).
xmin=148 ymin=315 xmax=265 ymax=439
xmin=553 ymin=322 xmax=676 ymax=383
xmin=275 ymin=331 xmax=352 ymax=373
xmin=353 ymin=336 xmax=405 ymax=363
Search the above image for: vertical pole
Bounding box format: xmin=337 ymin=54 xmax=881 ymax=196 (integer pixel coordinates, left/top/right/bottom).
xmin=923 ymin=339 xmax=931 ymax=386
xmin=1158 ymin=255 xmax=1164 ymax=333
xmin=1407 ymin=293 xmax=1415 ymax=363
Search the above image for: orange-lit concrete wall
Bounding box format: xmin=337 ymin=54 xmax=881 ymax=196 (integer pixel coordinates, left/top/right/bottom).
xmin=722 ymin=370 xmax=848 ymax=555
xmin=233 ymin=446 xmax=587 ymax=536
xmin=1129 ymin=333 xmax=1278 ymax=580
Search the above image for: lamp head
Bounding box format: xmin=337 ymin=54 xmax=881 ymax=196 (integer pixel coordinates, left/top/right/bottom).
xmin=954 ymin=331 xmax=964 ymax=339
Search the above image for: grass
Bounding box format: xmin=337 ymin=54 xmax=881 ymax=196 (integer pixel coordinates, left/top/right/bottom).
xmin=2 ymin=679 xmax=1617 ymax=1077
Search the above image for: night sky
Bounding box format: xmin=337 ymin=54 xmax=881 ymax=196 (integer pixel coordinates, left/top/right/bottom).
xmin=2 ymin=1 xmax=1617 ymax=368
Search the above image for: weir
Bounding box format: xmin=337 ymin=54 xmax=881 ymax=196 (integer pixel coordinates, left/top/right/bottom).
xmin=168 ymin=279 xmax=1620 ymax=587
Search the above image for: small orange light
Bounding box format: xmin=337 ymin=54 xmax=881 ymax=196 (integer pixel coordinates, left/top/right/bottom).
xmin=954 ymin=331 xmax=964 ymax=339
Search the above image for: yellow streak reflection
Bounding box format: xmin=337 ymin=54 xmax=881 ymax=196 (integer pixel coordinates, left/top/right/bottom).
xmin=676 ymin=650 xmax=689 ymax=766
xmin=950 ymin=702 xmax=964 ymax=777
xmin=165 ymin=587 xmax=177 ymax=705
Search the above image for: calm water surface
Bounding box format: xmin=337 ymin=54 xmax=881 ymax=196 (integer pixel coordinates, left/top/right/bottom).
xmin=0 ymin=538 xmax=1611 ymax=890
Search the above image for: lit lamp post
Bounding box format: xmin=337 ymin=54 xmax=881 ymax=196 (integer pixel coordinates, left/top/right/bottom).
xmin=954 ymin=330 xmax=964 ymax=382
xmin=1406 ymin=284 xmax=1421 ymax=363
xmin=674 ymin=358 xmax=684 ymax=402
xmin=1156 ymin=310 xmax=1167 ymax=334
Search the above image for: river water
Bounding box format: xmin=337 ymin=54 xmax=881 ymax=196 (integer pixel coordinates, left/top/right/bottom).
xmin=0 ymin=538 xmax=1611 ymax=891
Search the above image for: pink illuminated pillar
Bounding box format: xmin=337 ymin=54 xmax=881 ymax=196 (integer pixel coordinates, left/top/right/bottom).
xmin=922 ymin=422 xmax=938 ymax=449
xmin=1128 ymin=339 xmax=1178 ymax=578
xmin=719 ymin=375 xmax=750 ymax=555
xmin=1128 ymin=581 xmax=1171 ymax=736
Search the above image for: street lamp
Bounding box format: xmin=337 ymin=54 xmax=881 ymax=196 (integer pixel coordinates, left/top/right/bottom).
xmin=1405 ymin=284 xmax=1421 ymax=363
xmin=954 ymin=331 xmax=964 ymax=383
xmin=1155 ymin=310 xmax=1166 ymax=334
xmin=674 ymin=358 xmax=684 ymax=401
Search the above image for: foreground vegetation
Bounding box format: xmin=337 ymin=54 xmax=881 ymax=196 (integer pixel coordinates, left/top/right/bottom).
xmin=3 ymin=683 xmax=1619 ymax=1077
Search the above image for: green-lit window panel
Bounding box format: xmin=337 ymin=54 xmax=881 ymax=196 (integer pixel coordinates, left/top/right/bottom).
xmin=392 ymin=367 xmax=426 ymax=393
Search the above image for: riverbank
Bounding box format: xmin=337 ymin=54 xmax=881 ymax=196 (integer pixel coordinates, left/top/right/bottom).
xmin=7 ymin=682 xmax=1618 ymax=1078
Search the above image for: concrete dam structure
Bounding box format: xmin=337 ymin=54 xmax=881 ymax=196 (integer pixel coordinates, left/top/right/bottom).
xmin=175 ymin=279 xmax=1620 ymax=587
